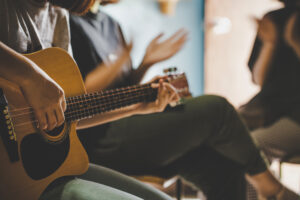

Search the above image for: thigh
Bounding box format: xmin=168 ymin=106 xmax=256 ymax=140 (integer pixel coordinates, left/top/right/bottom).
xmin=89 ymin=95 xmax=230 ymax=172
xmin=88 ymin=95 xmax=264 ymax=176
xmin=79 ymin=164 xmax=172 ymax=200
xmin=251 ymin=117 xmax=300 ymax=161
xmin=40 ymin=177 xmax=142 ymax=200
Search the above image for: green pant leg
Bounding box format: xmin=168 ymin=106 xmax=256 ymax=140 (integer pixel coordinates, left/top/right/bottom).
xmin=85 ymin=95 xmax=266 ymax=175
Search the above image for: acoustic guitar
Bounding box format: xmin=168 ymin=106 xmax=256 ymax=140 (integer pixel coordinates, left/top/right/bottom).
xmin=0 ymin=47 xmax=190 ymax=200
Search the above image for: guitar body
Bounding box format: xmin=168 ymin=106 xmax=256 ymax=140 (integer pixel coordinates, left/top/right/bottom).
xmin=0 ymin=48 xmax=89 ymax=200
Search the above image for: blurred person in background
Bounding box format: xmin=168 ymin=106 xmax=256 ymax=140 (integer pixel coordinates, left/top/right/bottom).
xmin=239 ymin=0 xmax=300 ymax=164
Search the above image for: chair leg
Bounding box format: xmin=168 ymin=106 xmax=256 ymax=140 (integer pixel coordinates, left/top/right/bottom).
xmin=176 ymin=178 xmax=182 ymax=200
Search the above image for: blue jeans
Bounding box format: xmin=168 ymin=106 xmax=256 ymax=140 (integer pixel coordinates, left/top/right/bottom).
xmin=40 ymin=164 xmax=172 ymax=200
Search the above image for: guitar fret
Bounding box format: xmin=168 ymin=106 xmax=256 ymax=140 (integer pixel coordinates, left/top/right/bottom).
xmin=64 ymin=84 xmax=158 ymax=122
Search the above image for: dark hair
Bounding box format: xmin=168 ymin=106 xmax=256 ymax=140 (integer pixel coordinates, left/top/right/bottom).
xmin=279 ymin=0 xmax=300 ymax=6
xmin=48 ymin=0 xmax=95 ymax=15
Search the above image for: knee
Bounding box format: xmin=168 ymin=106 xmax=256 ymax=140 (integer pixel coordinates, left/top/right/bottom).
xmin=200 ymin=95 xmax=233 ymax=114
xmin=190 ymin=95 xmax=235 ymax=124
xmin=205 ymin=95 xmax=230 ymax=107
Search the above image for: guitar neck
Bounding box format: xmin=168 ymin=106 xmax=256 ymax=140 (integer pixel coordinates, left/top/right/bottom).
xmin=64 ymin=84 xmax=157 ymax=122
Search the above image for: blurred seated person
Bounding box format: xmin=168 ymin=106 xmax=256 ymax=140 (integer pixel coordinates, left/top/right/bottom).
xmin=239 ymin=0 xmax=300 ymax=162
xmin=70 ymin=0 xmax=300 ymax=199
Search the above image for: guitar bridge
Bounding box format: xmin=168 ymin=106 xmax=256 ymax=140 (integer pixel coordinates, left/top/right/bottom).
xmin=0 ymin=89 xmax=19 ymax=162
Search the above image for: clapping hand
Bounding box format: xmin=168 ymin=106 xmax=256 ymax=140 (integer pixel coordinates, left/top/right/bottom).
xmin=142 ymin=29 xmax=188 ymax=67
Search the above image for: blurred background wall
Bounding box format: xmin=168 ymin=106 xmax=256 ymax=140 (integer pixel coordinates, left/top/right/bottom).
xmin=102 ymin=0 xmax=205 ymax=96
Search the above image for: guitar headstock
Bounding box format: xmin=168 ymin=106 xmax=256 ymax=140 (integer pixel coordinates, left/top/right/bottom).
xmin=163 ymin=67 xmax=192 ymax=98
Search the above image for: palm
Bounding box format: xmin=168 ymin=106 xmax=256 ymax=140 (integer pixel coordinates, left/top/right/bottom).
xmin=143 ymin=29 xmax=188 ymax=66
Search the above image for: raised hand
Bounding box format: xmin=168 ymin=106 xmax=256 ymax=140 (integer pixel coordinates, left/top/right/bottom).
xmin=141 ymin=29 xmax=188 ymax=67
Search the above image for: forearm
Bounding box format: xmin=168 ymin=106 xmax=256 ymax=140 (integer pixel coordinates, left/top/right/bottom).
xmin=85 ymin=64 xmax=123 ymax=92
xmin=0 ymin=42 xmax=43 ymax=85
xmin=85 ymin=50 xmax=130 ymax=92
xmin=76 ymin=105 xmax=141 ymax=130
xmin=78 ymin=81 xmax=176 ymax=130
xmin=252 ymin=42 xmax=277 ymax=86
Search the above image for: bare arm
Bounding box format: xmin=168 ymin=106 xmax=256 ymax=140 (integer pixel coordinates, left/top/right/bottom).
xmin=0 ymin=42 xmax=66 ymax=130
xmin=84 ymin=45 xmax=131 ymax=92
xmin=251 ymin=15 xmax=279 ymax=86
xmin=77 ymin=80 xmax=179 ymax=129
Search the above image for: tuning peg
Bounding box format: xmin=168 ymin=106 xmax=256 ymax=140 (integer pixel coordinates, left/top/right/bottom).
xmin=163 ymin=67 xmax=178 ymax=74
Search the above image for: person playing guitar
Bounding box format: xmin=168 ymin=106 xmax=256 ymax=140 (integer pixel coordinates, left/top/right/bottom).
xmin=0 ymin=0 xmax=179 ymax=200
xmin=0 ymin=0 xmax=299 ymax=200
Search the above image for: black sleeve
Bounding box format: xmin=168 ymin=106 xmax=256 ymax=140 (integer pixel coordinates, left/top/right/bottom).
xmin=70 ymin=16 xmax=101 ymax=80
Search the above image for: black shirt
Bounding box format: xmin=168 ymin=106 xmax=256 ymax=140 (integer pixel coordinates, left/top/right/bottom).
xmin=70 ymin=10 xmax=133 ymax=89
xmin=70 ymin=11 xmax=134 ymax=146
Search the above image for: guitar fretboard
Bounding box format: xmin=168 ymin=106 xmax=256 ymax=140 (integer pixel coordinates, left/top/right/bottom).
xmin=64 ymin=84 xmax=157 ymax=122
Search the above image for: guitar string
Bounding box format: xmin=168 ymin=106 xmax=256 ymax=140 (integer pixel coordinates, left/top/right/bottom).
xmin=9 ymin=89 xmax=153 ymax=118
xmin=7 ymin=79 xmax=185 ymax=127
xmin=12 ymin=93 xmax=156 ymax=128
xmin=8 ymin=84 xmax=153 ymax=117
xmin=7 ymin=75 xmax=185 ymax=113
xmin=9 ymin=86 xmax=155 ymax=120
xmin=8 ymin=84 xmax=151 ymax=114
xmin=12 ymin=91 xmax=157 ymax=128
xmin=12 ymin=88 xmax=156 ymax=123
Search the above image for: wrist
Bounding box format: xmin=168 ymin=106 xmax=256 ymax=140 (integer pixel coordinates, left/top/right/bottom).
xmin=141 ymin=62 xmax=152 ymax=70
xmin=141 ymin=57 xmax=154 ymax=69
xmin=130 ymin=103 xmax=154 ymax=116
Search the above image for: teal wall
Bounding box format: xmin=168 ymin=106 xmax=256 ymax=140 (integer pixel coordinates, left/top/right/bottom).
xmin=103 ymin=0 xmax=204 ymax=96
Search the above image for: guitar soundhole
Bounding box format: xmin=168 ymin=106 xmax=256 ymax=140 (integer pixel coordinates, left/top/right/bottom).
xmin=20 ymin=133 xmax=70 ymax=180
xmin=45 ymin=124 xmax=65 ymax=137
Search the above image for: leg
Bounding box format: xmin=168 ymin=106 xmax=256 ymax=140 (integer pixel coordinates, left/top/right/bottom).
xmin=251 ymin=117 xmax=300 ymax=161
xmin=40 ymin=177 xmax=142 ymax=200
xmin=79 ymin=95 xmax=266 ymax=199
xmin=82 ymin=95 xmax=266 ymax=176
xmin=79 ymin=164 xmax=172 ymax=200
xmin=155 ymin=146 xmax=246 ymax=200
